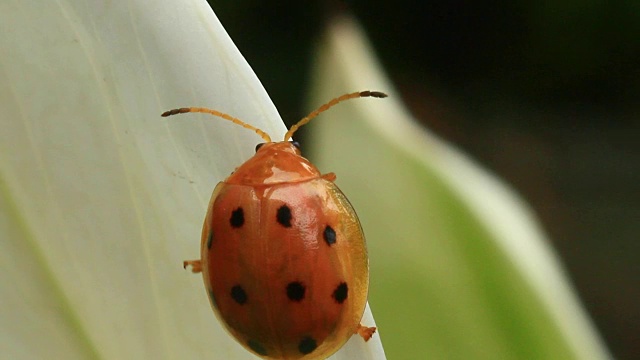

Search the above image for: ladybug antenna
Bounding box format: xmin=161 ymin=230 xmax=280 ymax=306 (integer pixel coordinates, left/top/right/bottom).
xmin=161 ymin=107 xmax=272 ymax=143
xmin=284 ymin=90 xmax=387 ymax=141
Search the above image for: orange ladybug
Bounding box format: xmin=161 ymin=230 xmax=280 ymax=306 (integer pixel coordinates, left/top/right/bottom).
xmin=162 ymin=91 xmax=386 ymax=359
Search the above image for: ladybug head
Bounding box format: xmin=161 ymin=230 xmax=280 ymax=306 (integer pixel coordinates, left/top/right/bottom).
xmin=255 ymin=140 xmax=299 ymax=153
xmin=161 ymin=90 xmax=387 ymax=144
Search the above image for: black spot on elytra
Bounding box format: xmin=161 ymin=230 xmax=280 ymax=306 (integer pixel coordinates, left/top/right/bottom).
xmin=298 ymin=336 xmax=317 ymax=355
xmin=323 ymin=225 xmax=336 ymax=245
xmin=206 ymin=231 xmax=214 ymax=249
xmin=333 ymin=282 xmax=348 ymax=304
xmin=230 ymin=285 xmax=247 ymax=305
xmin=230 ymin=207 xmax=244 ymax=228
xmin=286 ymin=281 xmax=306 ymax=302
xmin=276 ymin=205 xmax=292 ymax=227
xmin=248 ymin=339 xmax=268 ymax=356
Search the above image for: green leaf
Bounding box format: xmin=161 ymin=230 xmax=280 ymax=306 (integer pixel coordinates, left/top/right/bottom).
xmin=306 ymin=16 xmax=611 ymax=360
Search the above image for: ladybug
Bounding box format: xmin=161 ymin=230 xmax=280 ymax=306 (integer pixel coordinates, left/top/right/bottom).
xmin=162 ymin=90 xmax=386 ymax=359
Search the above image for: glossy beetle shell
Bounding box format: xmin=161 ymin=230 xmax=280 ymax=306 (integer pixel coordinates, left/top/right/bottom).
xmin=199 ymin=142 xmax=369 ymax=359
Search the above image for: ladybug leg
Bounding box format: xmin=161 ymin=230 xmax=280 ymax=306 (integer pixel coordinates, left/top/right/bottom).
xmin=356 ymin=324 xmax=377 ymax=341
xmin=322 ymin=172 xmax=337 ymax=182
xmin=183 ymin=260 xmax=202 ymax=273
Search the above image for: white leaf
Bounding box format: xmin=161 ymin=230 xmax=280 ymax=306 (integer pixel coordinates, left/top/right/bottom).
xmin=1 ymin=1 xmax=282 ymax=359
xmin=1 ymin=2 xmax=385 ymax=359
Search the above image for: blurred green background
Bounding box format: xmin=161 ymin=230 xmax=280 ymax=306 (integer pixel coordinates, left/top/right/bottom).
xmin=208 ymin=1 xmax=639 ymax=359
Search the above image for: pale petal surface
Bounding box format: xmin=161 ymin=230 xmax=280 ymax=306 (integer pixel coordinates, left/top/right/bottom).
xmin=306 ymin=17 xmax=611 ymax=360
xmin=1 ymin=1 xmax=385 ymax=359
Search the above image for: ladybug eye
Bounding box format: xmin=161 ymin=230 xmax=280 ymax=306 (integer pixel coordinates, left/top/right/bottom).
xmin=255 ymin=143 xmax=265 ymax=152
xmin=290 ymin=141 xmax=301 ymax=150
